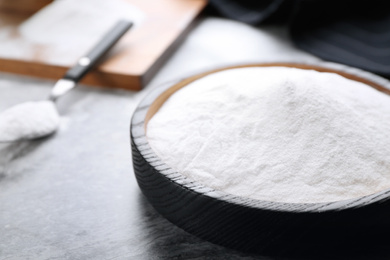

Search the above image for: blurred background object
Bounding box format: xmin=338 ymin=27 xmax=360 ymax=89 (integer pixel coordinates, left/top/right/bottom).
xmin=0 ymin=0 xmax=207 ymax=90
xmin=208 ymin=0 xmax=293 ymax=24
xmin=0 ymin=0 xmax=52 ymax=14
xmin=208 ymin=0 xmax=390 ymax=78
xmin=291 ymin=0 xmax=390 ymax=77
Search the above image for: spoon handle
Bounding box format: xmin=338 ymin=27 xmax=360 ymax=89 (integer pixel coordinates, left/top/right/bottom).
xmin=49 ymin=19 xmax=133 ymax=101
xmin=64 ymin=20 xmax=133 ymax=82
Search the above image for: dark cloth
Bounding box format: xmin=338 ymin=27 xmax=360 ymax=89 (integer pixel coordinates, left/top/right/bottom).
xmin=208 ymin=0 xmax=290 ymax=24
xmin=208 ymin=0 xmax=390 ymax=77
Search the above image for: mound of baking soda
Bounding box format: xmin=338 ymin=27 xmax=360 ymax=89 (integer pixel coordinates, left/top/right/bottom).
xmin=147 ymin=67 xmax=390 ymax=203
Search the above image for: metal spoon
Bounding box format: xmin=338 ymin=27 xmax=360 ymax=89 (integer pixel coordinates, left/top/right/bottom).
xmin=0 ymin=20 xmax=133 ymax=143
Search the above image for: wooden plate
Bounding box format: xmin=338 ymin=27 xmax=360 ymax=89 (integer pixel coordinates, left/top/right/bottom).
xmin=0 ymin=0 xmax=207 ymax=90
xmin=131 ymin=62 xmax=390 ymax=256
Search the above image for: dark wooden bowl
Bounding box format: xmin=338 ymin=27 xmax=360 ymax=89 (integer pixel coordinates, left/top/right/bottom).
xmin=131 ymin=62 xmax=390 ymax=256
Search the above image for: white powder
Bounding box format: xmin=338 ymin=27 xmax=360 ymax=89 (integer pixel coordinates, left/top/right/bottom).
xmin=146 ymin=67 xmax=390 ymax=203
xmin=7 ymin=0 xmax=146 ymax=64
xmin=0 ymin=101 xmax=59 ymax=142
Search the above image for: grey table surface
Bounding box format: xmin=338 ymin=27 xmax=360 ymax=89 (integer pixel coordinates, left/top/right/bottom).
xmin=2 ymin=17 xmax=378 ymax=259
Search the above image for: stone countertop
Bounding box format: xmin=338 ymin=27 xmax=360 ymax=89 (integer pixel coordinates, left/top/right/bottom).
xmin=0 ymin=17 xmax=335 ymax=259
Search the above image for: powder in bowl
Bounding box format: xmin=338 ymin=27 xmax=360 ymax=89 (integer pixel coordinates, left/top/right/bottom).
xmin=146 ymin=67 xmax=390 ymax=203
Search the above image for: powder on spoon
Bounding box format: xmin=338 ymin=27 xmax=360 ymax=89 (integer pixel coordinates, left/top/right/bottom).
xmin=146 ymin=67 xmax=390 ymax=203
xmin=0 ymin=100 xmax=59 ymax=142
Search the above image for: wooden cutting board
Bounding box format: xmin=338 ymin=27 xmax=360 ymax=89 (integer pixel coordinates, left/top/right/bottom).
xmin=0 ymin=0 xmax=207 ymax=90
